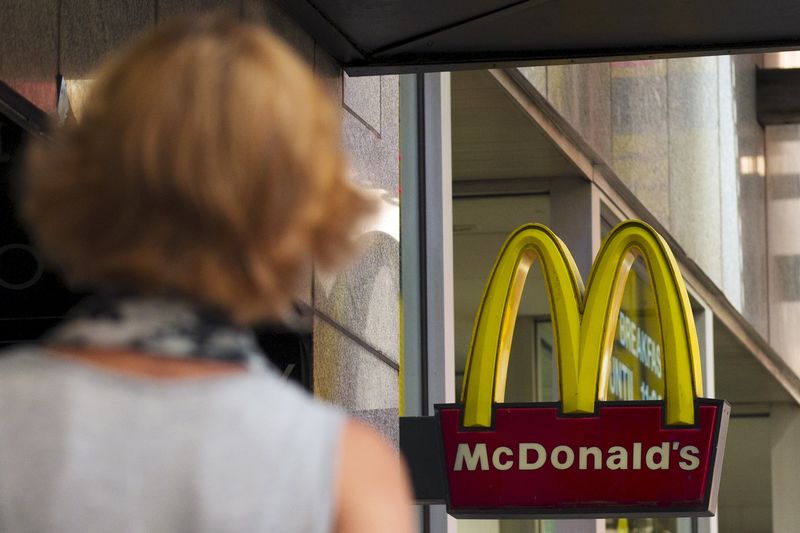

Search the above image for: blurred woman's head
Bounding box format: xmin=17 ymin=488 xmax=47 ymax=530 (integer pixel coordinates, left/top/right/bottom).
xmin=24 ymin=14 xmax=374 ymax=324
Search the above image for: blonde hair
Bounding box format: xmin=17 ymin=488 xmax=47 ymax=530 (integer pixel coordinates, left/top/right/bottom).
xmin=24 ymin=14 xmax=375 ymax=324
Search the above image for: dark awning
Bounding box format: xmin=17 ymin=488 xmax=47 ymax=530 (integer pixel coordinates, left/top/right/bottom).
xmin=277 ymin=0 xmax=800 ymax=75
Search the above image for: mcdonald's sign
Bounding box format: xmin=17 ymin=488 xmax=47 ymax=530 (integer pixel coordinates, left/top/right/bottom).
xmin=400 ymin=220 xmax=729 ymax=519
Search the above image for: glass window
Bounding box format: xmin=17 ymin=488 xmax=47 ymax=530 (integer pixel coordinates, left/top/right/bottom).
xmin=453 ymin=194 xmax=554 ymax=533
xmin=600 ymin=215 xmax=694 ymax=533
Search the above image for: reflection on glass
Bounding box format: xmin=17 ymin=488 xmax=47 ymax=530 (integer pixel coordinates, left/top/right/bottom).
xmin=452 ymin=195 xmax=553 ymax=533
xmin=606 ymin=517 xmax=693 ymax=533
xmin=606 ymin=257 xmax=664 ymax=403
xmin=535 ymin=321 xmax=555 ymax=402
xmin=601 ymin=217 xmax=693 ymax=533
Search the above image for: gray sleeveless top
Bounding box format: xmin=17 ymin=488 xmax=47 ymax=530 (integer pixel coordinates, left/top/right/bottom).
xmin=0 ymin=348 xmax=345 ymax=533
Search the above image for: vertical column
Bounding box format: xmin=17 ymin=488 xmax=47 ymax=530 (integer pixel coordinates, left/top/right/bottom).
xmin=691 ymin=297 xmax=718 ymax=533
xmin=423 ymin=71 xmax=456 ymax=412
xmin=667 ymin=57 xmax=723 ymax=286
xmin=549 ymin=177 xmax=600 ymax=281
xmin=765 ymin=120 xmax=800 ymax=533
xmin=766 ymin=125 xmax=800 ymax=377
xmin=311 ymin=40 xmax=403 ymax=442
xmin=732 ymin=54 xmax=768 ymax=338
xmin=690 ymin=293 xmax=716 ymax=399
xmin=400 ymin=73 xmax=423 ymax=419
xmin=610 ymin=59 xmax=670 ymax=227
xmin=718 ymin=56 xmax=744 ymax=312
xmin=550 ymin=178 xmax=602 ymax=533
xmin=422 ymin=71 xmax=457 ymax=533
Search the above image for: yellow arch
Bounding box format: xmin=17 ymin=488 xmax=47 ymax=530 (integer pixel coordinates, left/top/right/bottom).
xmin=460 ymin=224 xmax=583 ymax=428
xmin=460 ymin=220 xmax=703 ymax=428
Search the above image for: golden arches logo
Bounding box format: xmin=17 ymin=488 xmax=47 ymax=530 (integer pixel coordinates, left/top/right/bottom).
xmin=461 ymin=220 xmax=703 ymax=428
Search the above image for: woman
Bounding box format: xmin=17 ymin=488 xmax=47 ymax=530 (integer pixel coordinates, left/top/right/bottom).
xmin=0 ymin=14 xmax=414 ymax=533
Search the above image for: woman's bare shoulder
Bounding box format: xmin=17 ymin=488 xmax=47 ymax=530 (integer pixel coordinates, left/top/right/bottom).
xmin=334 ymin=420 xmax=417 ymax=533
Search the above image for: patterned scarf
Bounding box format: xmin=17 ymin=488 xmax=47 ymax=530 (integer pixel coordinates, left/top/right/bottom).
xmin=45 ymin=291 xmax=267 ymax=371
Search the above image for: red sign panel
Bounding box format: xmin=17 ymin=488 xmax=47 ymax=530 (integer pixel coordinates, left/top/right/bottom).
xmin=436 ymin=399 xmax=729 ymax=518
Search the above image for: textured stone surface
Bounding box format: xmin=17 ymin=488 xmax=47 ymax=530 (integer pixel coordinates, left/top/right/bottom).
xmin=611 ymin=60 xmax=670 ymax=226
xmin=60 ymin=0 xmax=154 ymax=77
xmin=734 ymin=54 xmax=769 ymax=338
xmin=312 ymin=44 xmax=400 ymax=362
xmin=314 ymin=74 xmax=400 ymax=362
xmin=546 ymin=62 xmax=612 ymax=161
xmin=739 ymin=171 xmax=768 ymax=335
xmin=667 ymin=57 xmax=722 ymax=285
xmin=774 ymin=256 xmax=800 ymax=301
xmin=244 ymin=0 xmax=314 ymax=66
xmin=354 ymin=408 xmax=399 ymax=447
xmin=766 ymin=124 xmax=800 ymax=376
xmin=157 ymin=0 xmax=239 ymax=20
xmin=342 ymin=75 xmax=399 ymax=192
xmin=310 ymin=46 xmax=400 ymax=431
xmin=344 ymin=72 xmax=382 ymax=134
xmin=0 ymin=0 xmax=59 ymax=111
xmin=769 ymin=174 xmax=800 ymax=199
xmin=315 ymin=225 xmax=400 ymax=363
xmin=313 ymin=43 xmax=342 ymax=105
xmin=313 ymin=318 xmax=399 ymax=443
xmin=517 ymin=66 xmax=546 ymax=95
xmin=718 ymin=56 xmax=743 ymax=311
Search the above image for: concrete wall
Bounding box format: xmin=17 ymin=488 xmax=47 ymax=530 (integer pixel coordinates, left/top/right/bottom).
xmin=770 ymin=405 xmax=800 ymax=531
xmin=0 ymin=0 xmax=401 ymax=441
xmin=718 ymin=416 xmax=772 ymax=532
xmin=519 ymin=55 xmax=768 ymax=341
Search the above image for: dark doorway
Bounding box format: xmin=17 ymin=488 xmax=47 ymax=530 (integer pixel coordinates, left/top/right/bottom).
xmin=0 ymin=93 xmax=82 ymax=348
